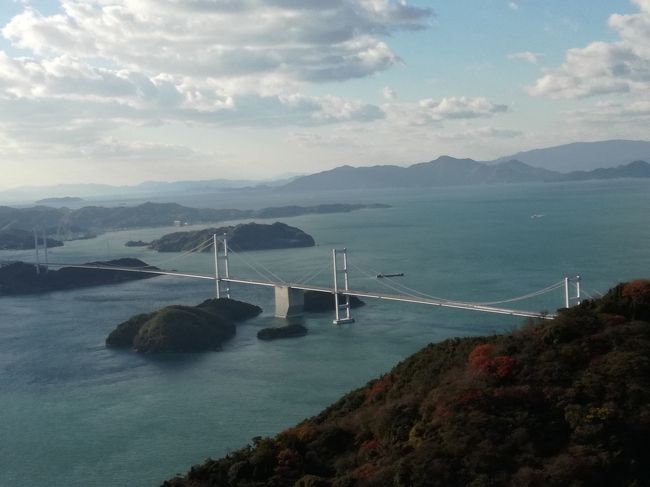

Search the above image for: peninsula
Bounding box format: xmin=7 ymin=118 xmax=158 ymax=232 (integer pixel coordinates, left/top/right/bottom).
xmin=0 ymin=228 xmax=63 ymax=250
xmin=0 ymin=258 xmax=157 ymax=295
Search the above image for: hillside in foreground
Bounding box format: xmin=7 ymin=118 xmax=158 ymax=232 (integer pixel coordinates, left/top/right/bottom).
xmin=164 ymin=279 xmax=650 ymax=487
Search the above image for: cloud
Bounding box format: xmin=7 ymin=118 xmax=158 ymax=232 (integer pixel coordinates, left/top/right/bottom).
xmin=77 ymin=137 xmax=203 ymax=162
xmin=2 ymin=0 xmax=431 ymax=88
xmin=418 ymin=96 xmax=507 ymax=121
xmin=508 ymin=2 xmax=519 ymax=10
xmin=0 ymin=0 xmax=427 ymax=166
xmin=527 ymin=0 xmax=650 ymax=99
xmin=382 ymin=86 xmax=397 ymax=100
xmin=285 ymin=131 xmax=360 ymax=148
xmin=0 ymin=50 xmax=388 ymax=130
xmin=383 ymin=96 xmax=508 ymax=127
xmin=508 ymin=51 xmax=544 ymax=64
xmin=567 ymin=98 xmax=650 ymax=124
xmin=435 ymin=126 xmax=523 ymax=141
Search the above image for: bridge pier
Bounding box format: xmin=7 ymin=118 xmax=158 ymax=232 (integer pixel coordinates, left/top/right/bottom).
xmin=274 ymin=286 xmax=304 ymax=318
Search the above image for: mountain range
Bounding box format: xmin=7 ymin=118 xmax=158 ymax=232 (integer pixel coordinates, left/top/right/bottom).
xmin=494 ymin=139 xmax=650 ymax=172
xmin=282 ymin=157 xmax=650 ymax=192
xmin=2 ymin=139 xmax=650 ymax=202
xmin=0 ymin=178 xmax=293 ymax=203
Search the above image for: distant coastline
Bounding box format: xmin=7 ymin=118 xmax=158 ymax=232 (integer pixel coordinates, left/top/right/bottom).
xmin=35 ymin=196 xmax=84 ymax=205
xmin=0 ymin=202 xmax=389 ymax=244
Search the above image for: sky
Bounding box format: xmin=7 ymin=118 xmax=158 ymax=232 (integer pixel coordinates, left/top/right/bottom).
xmin=0 ymin=0 xmax=649 ymax=189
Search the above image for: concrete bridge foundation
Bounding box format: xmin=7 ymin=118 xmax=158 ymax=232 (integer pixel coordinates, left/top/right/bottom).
xmin=274 ymin=286 xmax=304 ymax=318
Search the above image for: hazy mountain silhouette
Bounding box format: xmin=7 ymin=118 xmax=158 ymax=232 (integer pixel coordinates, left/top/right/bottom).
xmin=550 ymin=160 xmax=650 ymax=181
xmin=493 ymin=139 xmax=650 ymax=172
xmin=282 ymin=156 xmax=558 ymax=191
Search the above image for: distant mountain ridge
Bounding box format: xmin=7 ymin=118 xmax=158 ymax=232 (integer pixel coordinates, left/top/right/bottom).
xmin=3 ymin=140 xmax=649 ymax=201
xmin=0 ymin=177 xmax=296 ymax=203
xmin=282 ymin=157 xmax=557 ymax=191
xmin=550 ymin=160 xmax=650 ymax=182
xmin=281 ymin=157 xmax=650 ymax=192
xmin=493 ymin=139 xmax=650 ymax=172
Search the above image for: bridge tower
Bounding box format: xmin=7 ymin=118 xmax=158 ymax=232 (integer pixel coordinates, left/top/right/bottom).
xmin=42 ymin=229 xmax=49 ymax=273
xmin=33 ymin=228 xmax=41 ymax=275
xmin=332 ymin=248 xmax=355 ymax=325
xmin=564 ymin=275 xmax=582 ymax=308
xmin=213 ymin=234 xmax=232 ymax=299
xmin=223 ymin=237 xmax=231 ymax=298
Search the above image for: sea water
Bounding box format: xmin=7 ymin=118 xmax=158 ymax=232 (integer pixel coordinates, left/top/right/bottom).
xmin=1 ymin=180 xmax=649 ymax=486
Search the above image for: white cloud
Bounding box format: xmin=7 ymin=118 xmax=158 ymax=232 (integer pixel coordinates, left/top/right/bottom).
xmin=285 ymin=131 xmax=360 ymax=148
xmin=0 ymin=50 xmax=387 ymax=129
xmin=568 ymin=98 xmax=650 ymax=124
xmin=418 ymin=96 xmax=507 ymax=121
xmin=508 ymin=51 xmax=543 ymax=64
xmin=2 ymin=0 xmax=431 ymax=89
xmin=383 ymin=96 xmax=508 ymax=127
xmin=435 ymin=126 xmax=523 ymax=142
xmin=528 ymin=0 xmax=650 ymax=99
xmin=508 ymin=2 xmax=519 ymax=10
xmin=382 ymin=86 xmax=397 ymax=100
xmin=0 ymin=0 xmax=428 ymax=172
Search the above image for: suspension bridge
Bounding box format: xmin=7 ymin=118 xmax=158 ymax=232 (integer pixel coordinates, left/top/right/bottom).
xmin=23 ymin=232 xmax=583 ymax=324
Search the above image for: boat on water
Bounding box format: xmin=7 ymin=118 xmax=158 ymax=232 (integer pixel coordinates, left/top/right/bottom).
xmin=376 ymin=273 xmax=404 ymax=278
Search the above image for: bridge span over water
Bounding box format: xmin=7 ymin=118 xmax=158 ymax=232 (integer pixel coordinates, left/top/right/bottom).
xmin=31 ymin=233 xmax=582 ymax=324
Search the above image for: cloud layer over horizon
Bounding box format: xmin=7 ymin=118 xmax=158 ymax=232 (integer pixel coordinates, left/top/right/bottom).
xmin=0 ymin=1 xmax=648 ymax=188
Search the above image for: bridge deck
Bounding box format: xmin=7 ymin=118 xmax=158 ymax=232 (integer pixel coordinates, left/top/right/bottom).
xmin=41 ymin=263 xmax=554 ymax=320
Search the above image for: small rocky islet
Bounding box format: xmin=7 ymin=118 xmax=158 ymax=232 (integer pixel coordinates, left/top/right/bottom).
xmin=256 ymin=292 xmax=365 ymax=341
xmin=257 ymin=324 xmax=308 ymax=341
xmin=124 ymin=240 xmax=150 ymax=247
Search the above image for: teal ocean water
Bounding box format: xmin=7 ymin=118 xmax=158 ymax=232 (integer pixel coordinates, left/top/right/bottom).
xmin=1 ymin=180 xmax=649 ymax=486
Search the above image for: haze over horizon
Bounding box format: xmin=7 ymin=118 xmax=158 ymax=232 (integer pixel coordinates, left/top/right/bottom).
xmin=1 ymin=0 xmax=650 ymax=189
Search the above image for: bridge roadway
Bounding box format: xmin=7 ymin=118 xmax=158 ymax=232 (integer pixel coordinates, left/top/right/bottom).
xmin=41 ymin=263 xmax=555 ymax=320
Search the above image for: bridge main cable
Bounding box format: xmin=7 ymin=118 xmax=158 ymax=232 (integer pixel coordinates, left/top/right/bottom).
xmin=38 ymin=262 xmax=556 ymax=320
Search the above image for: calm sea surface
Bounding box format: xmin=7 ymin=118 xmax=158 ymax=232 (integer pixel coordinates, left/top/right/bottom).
xmin=1 ymin=181 xmax=649 ymax=486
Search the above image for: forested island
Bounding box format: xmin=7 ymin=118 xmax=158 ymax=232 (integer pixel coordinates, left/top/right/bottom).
xmin=106 ymin=298 xmax=262 ymax=353
xmin=165 ymin=279 xmax=650 ymax=486
xmin=0 ymin=258 xmax=157 ymax=295
xmin=150 ymin=222 xmax=315 ymax=252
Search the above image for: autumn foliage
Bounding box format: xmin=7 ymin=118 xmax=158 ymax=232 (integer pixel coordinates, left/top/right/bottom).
xmin=165 ymin=280 xmax=650 ymax=487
